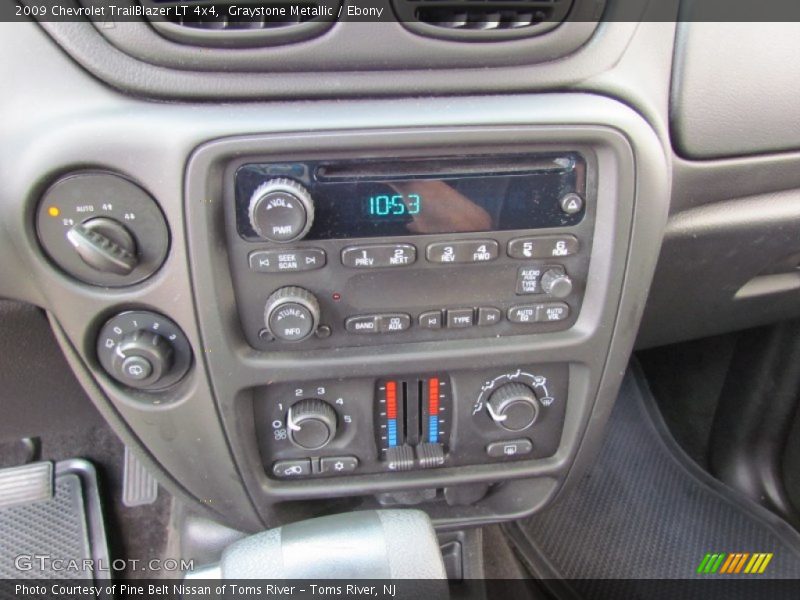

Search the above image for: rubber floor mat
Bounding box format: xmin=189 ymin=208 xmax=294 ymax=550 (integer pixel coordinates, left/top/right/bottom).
xmin=505 ymin=365 xmax=800 ymax=599
xmin=0 ymin=459 xmax=109 ymax=580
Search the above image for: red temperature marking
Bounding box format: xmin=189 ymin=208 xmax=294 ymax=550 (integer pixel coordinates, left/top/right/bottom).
xmin=386 ymin=380 xmax=397 ymax=419
xmin=428 ymin=377 xmax=440 ymax=416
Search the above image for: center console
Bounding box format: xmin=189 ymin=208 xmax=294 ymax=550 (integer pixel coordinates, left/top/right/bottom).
xmin=178 ymin=112 xmax=668 ymax=527
xmin=13 ymin=91 xmax=668 ymax=532
xmin=222 ymin=150 xmax=592 ymax=481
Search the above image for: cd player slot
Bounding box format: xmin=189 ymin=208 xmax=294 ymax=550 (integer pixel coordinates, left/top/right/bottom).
xmin=314 ymin=155 xmax=574 ymax=181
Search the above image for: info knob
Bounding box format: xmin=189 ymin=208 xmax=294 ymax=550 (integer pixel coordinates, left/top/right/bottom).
xmin=287 ymin=399 xmax=338 ymax=450
xmin=264 ymin=287 xmax=321 ymax=342
xmin=248 ymin=178 xmax=314 ymax=243
xmin=486 ymin=382 xmax=540 ymax=432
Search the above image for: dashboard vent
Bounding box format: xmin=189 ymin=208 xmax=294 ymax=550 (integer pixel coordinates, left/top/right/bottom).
xmin=139 ymin=0 xmax=340 ymax=47
xmin=394 ymin=0 xmax=575 ymax=40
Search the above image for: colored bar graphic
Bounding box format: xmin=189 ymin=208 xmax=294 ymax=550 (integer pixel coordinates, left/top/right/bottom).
xmin=698 ymin=552 xmax=774 ymax=575
xmin=428 ymin=377 xmax=440 ymax=443
xmin=386 ymin=380 xmax=398 ymax=447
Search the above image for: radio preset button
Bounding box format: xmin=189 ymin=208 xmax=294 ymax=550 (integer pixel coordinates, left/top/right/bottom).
xmin=426 ymin=240 xmax=499 ymax=264
xmin=249 ymin=248 xmax=326 ymax=273
xmin=378 ymin=314 xmax=411 ymax=333
xmin=419 ymin=311 xmax=443 ymax=329
xmin=341 ymin=244 xmax=416 ymax=268
xmin=345 ymin=315 xmax=379 ymax=334
xmin=447 ymin=308 xmax=474 ymax=328
xmin=477 ymin=307 xmax=502 ymax=326
xmin=508 ymin=235 xmax=579 ymax=260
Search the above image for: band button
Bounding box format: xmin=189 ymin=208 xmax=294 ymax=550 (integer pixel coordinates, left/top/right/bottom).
xmin=344 ymin=315 xmax=379 ymax=334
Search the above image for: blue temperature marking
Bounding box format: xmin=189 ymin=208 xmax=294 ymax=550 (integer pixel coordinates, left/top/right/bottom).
xmin=428 ymin=416 xmax=439 ymax=443
xmin=388 ymin=420 xmax=398 ymax=447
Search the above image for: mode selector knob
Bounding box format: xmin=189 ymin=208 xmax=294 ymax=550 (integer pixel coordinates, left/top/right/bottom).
xmin=264 ymin=286 xmax=321 ymax=342
xmin=486 ymin=383 xmax=540 ymax=432
xmin=540 ymin=269 xmax=573 ymax=299
xmin=248 ymin=178 xmax=314 ymax=243
xmin=287 ymin=399 xmax=338 ymax=450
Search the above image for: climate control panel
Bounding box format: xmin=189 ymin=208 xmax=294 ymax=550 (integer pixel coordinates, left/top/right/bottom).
xmin=254 ymin=364 xmax=568 ymax=480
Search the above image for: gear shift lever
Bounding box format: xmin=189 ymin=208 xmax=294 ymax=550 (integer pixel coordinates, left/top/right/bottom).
xmin=186 ymin=509 xmax=447 ymax=580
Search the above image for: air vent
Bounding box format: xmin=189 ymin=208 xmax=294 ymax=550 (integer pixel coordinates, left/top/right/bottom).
xmin=393 ymin=0 xmax=575 ymax=40
xmin=139 ymin=0 xmax=340 ymax=47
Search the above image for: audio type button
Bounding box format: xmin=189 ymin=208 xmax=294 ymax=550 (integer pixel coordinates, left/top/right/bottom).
xmin=447 ymin=308 xmax=474 ymax=328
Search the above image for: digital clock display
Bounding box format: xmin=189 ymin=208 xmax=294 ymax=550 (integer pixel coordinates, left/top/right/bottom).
xmin=365 ymin=193 xmax=422 ymax=217
xmin=235 ymin=154 xmax=586 ymax=240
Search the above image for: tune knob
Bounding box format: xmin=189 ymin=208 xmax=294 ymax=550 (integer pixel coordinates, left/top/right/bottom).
xmin=264 ymin=287 xmax=321 ymax=342
xmin=486 ymin=383 xmax=540 ymax=432
xmin=287 ymin=399 xmax=338 ymax=450
xmin=248 ymin=178 xmax=314 ymax=243
xmin=540 ymin=269 xmax=573 ymax=299
xmin=66 ymin=217 xmax=138 ymax=275
xmin=110 ymin=329 xmax=174 ymax=389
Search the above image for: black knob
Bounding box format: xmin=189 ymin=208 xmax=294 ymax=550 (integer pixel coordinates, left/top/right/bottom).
xmin=486 ymin=383 xmax=540 ymax=432
xmin=248 ymin=178 xmax=314 ymax=243
xmin=540 ymin=269 xmax=573 ymax=299
xmin=110 ymin=330 xmax=174 ymax=389
xmin=287 ymin=399 xmax=337 ymax=450
xmin=66 ymin=217 xmax=138 ymax=275
xmin=264 ymin=286 xmax=320 ymax=342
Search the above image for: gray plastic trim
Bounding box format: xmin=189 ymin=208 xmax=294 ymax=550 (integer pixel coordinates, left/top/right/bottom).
xmin=0 ymin=18 xmax=668 ymax=529
xmin=671 ymin=22 xmax=800 ymax=159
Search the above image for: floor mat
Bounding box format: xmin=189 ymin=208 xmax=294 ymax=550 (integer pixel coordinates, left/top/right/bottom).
xmin=505 ymin=365 xmax=800 ymax=599
xmin=0 ymin=459 xmax=109 ymax=580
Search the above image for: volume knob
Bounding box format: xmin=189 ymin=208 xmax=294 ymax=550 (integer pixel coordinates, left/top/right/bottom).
xmin=248 ymin=178 xmax=314 ymax=243
xmin=264 ymin=286 xmax=321 ymax=342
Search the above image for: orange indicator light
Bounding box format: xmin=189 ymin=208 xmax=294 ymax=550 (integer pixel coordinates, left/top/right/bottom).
xmin=48 ymin=206 xmax=60 ymax=217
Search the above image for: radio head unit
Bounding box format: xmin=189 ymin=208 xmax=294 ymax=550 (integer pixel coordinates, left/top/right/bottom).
xmin=234 ymin=153 xmax=586 ymax=242
xmin=225 ymin=152 xmax=594 ymax=350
